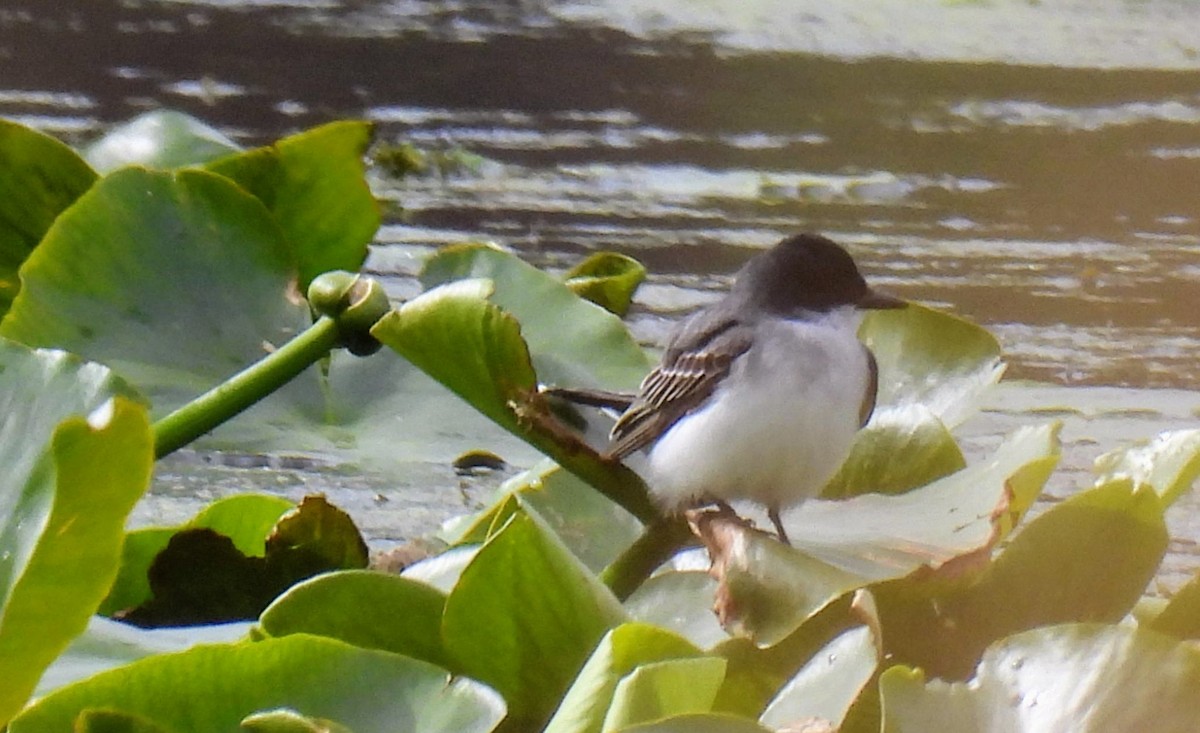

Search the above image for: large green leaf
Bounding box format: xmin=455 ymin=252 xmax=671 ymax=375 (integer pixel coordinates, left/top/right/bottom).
xmin=879 ymin=624 xmax=1200 ymax=732
xmin=442 ymin=511 xmax=628 ymax=730
xmin=1149 ymin=569 xmax=1200 ymax=640
xmin=697 ymin=423 xmax=1060 ymax=646
xmin=10 ymin=634 xmax=506 ymax=733
xmin=544 ymin=623 xmax=703 ymax=733
xmin=419 ymin=242 xmax=651 ymax=390
xmin=0 ymin=166 xmax=307 ymax=411
xmin=0 ymin=120 xmax=97 ymax=313
xmin=208 ymin=121 xmax=379 ymax=289
xmin=84 ymin=110 xmax=242 ymax=173
xmin=874 ymin=477 xmax=1167 ymax=680
xmin=758 ymin=624 xmax=879 ymax=731
xmin=258 ymin=569 xmax=449 ymax=668
xmin=0 ymin=341 xmax=153 ymax=726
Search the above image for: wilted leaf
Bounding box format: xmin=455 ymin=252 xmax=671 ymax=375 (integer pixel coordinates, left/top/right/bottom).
xmin=879 ymin=624 xmax=1200 ymax=732
xmin=0 ymin=119 xmax=97 ymax=313
xmin=0 ymin=342 xmax=153 ymax=726
xmin=10 ymin=635 xmax=505 ymax=733
xmin=562 ymin=251 xmax=647 ymax=318
xmin=442 ymin=511 xmax=627 ymax=730
xmin=84 ymin=110 xmax=242 ymax=172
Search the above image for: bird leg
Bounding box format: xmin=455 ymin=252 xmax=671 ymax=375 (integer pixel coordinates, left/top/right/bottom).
xmin=768 ymin=506 xmax=791 ymax=546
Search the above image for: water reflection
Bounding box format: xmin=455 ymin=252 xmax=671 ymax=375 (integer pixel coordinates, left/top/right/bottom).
xmin=2 ymin=0 xmax=1199 ymax=388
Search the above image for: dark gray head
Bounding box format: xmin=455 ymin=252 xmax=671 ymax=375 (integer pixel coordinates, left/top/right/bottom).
xmin=732 ymin=233 xmax=904 ymax=317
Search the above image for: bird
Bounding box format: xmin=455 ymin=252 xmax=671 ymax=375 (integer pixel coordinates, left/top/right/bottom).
xmin=604 ymin=233 xmax=905 ymax=544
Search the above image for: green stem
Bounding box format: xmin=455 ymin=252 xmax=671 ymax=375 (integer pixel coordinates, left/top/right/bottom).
xmin=600 ymin=517 xmax=695 ymax=600
xmin=152 ymin=316 xmax=342 ymax=458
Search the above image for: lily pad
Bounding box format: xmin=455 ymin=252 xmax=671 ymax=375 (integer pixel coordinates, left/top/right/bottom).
xmin=0 ymin=120 xmax=97 ymax=313
xmin=257 ymin=569 xmax=449 ymax=669
xmin=84 ymin=110 xmax=242 ymax=173
xmin=10 ymin=634 xmax=506 ymax=733
xmin=0 ymin=342 xmax=153 ymax=726
xmin=441 ymin=511 xmax=627 ymax=730
xmin=874 ymin=477 xmax=1167 ymax=680
xmin=1093 ymin=428 xmax=1200 ymax=505
xmin=543 ymin=623 xmax=703 ymax=733
xmin=602 ymin=657 xmax=727 ymax=731
xmin=879 ymin=624 xmax=1200 ymax=731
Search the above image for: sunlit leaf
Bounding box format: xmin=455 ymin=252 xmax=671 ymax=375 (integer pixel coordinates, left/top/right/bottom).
xmin=544 ymin=623 xmax=703 ymax=733
xmin=879 ymin=624 xmax=1200 ymax=732
xmin=419 ymin=242 xmax=650 ymax=390
xmin=1093 ymin=428 xmax=1200 ymax=506
xmin=0 ymin=119 xmax=97 ymax=313
xmin=258 ymin=569 xmax=449 ymax=668
xmin=602 ymin=657 xmax=726 ymax=731
xmin=861 ymin=303 xmax=1005 ymax=428
xmin=84 ymin=110 xmax=242 ymax=172
xmin=241 ymin=709 xmax=355 ymax=733
xmin=611 ymin=714 xmax=771 ymax=733
xmin=10 ymin=635 xmax=505 ymax=733
xmin=442 ymin=511 xmax=627 ymax=730
xmin=0 ymin=342 xmax=153 ymax=726
xmin=624 ymin=572 xmax=726 ymax=650
xmin=1147 ymin=569 xmax=1200 ymax=641
xmin=0 ymin=166 xmax=307 ymax=412
xmin=208 ymin=121 xmax=379 ymax=289
xmin=759 ymin=625 xmax=879 ymax=731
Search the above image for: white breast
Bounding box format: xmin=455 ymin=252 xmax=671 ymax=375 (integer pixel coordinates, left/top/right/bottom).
xmin=643 ymin=308 xmax=870 ymax=511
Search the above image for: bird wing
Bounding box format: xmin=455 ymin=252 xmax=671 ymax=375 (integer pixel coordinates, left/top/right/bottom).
xmin=605 ymin=321 xmax=754 ymax=460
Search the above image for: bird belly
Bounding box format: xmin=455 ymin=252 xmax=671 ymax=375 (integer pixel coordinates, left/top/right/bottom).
xmin=644 ymin=317 xmax=868 ymax=511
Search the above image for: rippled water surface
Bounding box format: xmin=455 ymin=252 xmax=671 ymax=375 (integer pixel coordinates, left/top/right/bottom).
xmin=4 ymin=1 xmax=1200 ymax=567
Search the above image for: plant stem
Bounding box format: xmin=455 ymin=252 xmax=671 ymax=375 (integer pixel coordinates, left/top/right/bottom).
xmin=152 ymin=316 xmax=341 ymax=458
xmin=600 ymin=517 xmax=695 ymax=600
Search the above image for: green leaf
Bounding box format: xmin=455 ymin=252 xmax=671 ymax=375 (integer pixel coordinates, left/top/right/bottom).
xmin=266 ymin=495 xmax=370 ymax=571
xmin=879 ymin=624 xmax=1200 ymax=732
xmin=10 ymin=634 xmax=506 ymax=733
xmin=84 ymin=110 xmax=242 ymax=172
xmin=0 ymin=166 xmax=307 ymax=412
xmin=258 ymin=569 xmax=449 ymax=668
xmin=860 ymin=303 xmax=1005 ymax=427
xmin=1093 ymin=428 xmax=1200 ymax=506
xmin=1147 ymin=570 xmax=1200 ymax=640
xmin=544 ymin=623 xmax=703 ymax=733
xmin=759 ymin=625 xmax=879 ymax=731
xmin=562 ymin=251 xmax=647 ymax=318
xmin=875 ymin=477 xmax=1167 ymax=680
xmin=612 ymin=714 xmax=771 ymax=733
xmin=75 ymin=709 xmax=175 ymax=733
xmin=419 ymin=242 xmax=650 ymax=390
xmin=0 ymin=119 xmax=97 ymax=313
xmin=707 ymin=424 xmax=1060 ymax=646
xmin=623 ymin=572 xmax=727 ymax=651
xmin=0 ymin=342 xmax=153 ymax=726
xmin=823 ymin=403 xmax=965 ymax=499
xmin=208 ymin=121 xmax=379 ymax=289
xmin=603 ymin=657 xmax=727 ymax=731
xmin=442 ymin=511 xmax=628 ymax=730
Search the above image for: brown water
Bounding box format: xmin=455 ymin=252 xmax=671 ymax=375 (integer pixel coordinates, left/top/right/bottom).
xmin=4 ymin=0 xmax=1200 ymax=580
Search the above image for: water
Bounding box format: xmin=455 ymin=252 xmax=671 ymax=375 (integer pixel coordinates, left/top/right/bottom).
xmin=4 ymin=0 xmax=1200 ymax=581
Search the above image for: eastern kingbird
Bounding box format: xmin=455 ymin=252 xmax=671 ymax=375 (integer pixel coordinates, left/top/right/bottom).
xmin=605 ymin=233 xmax=905 ymax=543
